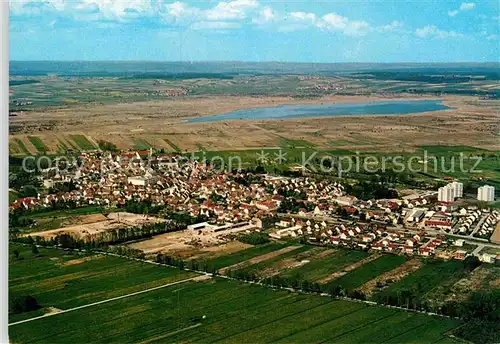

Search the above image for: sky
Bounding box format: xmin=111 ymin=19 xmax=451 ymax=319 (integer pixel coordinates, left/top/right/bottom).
xmin=9 ymin=0 xmax=500 ymax=62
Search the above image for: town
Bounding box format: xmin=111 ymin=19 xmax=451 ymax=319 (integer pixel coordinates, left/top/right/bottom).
xmin=10 ymin=149 xmax=500 ymax=265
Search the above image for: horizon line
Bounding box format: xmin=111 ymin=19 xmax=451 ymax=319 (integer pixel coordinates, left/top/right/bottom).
xmin=9 ymin=60 xmax=500 ymax=65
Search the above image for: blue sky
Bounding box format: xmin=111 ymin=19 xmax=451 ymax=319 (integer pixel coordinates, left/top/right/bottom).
xmin=9 ymin=0 xmax=500 ymax=62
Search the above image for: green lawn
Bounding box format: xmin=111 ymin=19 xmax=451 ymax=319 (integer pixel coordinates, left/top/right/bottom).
xmin=328 ymin=254 xmax=407 ymax=291
xmin=9 ymin=276 xmax=461 ymax=344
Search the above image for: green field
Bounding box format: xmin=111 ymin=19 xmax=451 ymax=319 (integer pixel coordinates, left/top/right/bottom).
xmin=328 ymin=254 xmax=407 ymax=291
xmin=200 ymin=242 xmax=292 ymax=272
xmin=69 ymin=135 xmax=96 ymax=150
xmin=9 ymin=244 xmax=195 ymax=323
xmin=27 ymin=136 xmax=49 ymax=153
xmin=133 ymin=138 xmax=152 ymax=150
xmin=9 ymin=271 xmax=460 ymax=343
xmin=374 ymin=260 xmax=466 ymax=300
xmin=164 ymin=138 xmax=181 ymax=152
xmin=279 ymin=249 xmax=369 ymax=282
xmin=232 ymin=245 xmax=315 ymax=277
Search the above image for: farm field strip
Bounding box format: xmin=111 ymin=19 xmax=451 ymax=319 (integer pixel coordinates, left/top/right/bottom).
xmin=279 ymin=249 xmax=370 ymax=282
xmin=234 ymin=245 xmax=316 ymax=277
xmin=27 ymin=136 xmax=49 ymax=153
xmin=317 ymin=253 xmax=382 ymax=284
xmin=357 ymin=259 xmax=424 ymax=296
xmin=219 ymin=245 xmax=303 ymax=274
xmin=13 ymin=138 xmax=30 ymax=154
xmin=164 ymin=138 xmax=181 ymax=152
xmin=133 ymin=138 xmax=152 ymax=150
xmin=374 ymin=260 xmax=467 ymax=300
xmin=200 ymin=241 xmax=292 ymax=272
xmin=327 ymin=254 xmax=407 ymax=291
xmin=69 ymin=134 xmax=96 ymax=150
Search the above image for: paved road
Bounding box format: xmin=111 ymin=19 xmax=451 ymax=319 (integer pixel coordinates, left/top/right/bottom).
xmin=472 ymin=244 xmax=485 ymax=256
xmin=469 ymin=215 xmax=489 ymax=238
xmin=8 ymin=275 xmax=205 ymax=327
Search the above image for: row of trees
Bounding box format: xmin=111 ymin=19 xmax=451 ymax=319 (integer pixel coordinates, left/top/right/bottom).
xmin=122 ymin=199 xmax=164 ymax=215
xmin=155 ymin=253 xmax=214 ymax=273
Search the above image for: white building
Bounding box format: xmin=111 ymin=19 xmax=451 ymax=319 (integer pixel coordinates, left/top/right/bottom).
xmin=438 ymin=182 xmax=464 ymax=202
xmin=449 ymin=182 xmax=463 ymax=198
xmin=477 ymin=185 xmax=495 ymax=202
xmin=127 ymin=176 xmax=147 ymax=186
xmin=438 ymin=184 xmax=455 ymax=202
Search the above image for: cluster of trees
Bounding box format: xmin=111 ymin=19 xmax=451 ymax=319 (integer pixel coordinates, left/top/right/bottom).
xmin=210 ymin=192 xmax=227 ymax=205
xmin=155 ymin=254 xmax=212 ymax=273
xmin=344 ymin=181 xmax=398 ymax=201
xmin=277 ymin=188 xmax=307 ymax=200
xmin=278 ymin=198 xmax=314 ymax=213
xmin=97 ymin=140 xmax=118 ymax=152
xmin=232 ymin=174 xmax=262 ymax=187
xmin=238 ymin=166 xmax=266 ymax=174
xmin=122 ymin=200 xmax=164 ymax=215
xmin=238 ymin=232 xmax=270 ymax=245
xmin=103 ymin=245 xmax=145 ymax=259
xmin=9 ymin=295 xmax=40 ymax=315
xmin=47 ymin=181 xmax=78 ymax=195
xmin=165 ymin=212 xmax=208 ymax=227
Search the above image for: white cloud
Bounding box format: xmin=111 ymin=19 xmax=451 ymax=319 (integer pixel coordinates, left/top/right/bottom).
xmin=75 ymin=0 xmax=153 ymax=20
xmin=416 ymin=25 xmax=463 ymax=39
xmin=459 ymin=2 xmax=475 ymax=11
xmin=252 ymin=6 xmax=276 ymax=24
xmin=377 ymin=20 xmax=402 ymax=32
xmin=10 ymin=0 xmax=67 ymax=15
xmin=164 ymin=1 xmax=200 ymax=19
xmin=205 ymin=0 xmax=258 ymax=21
xmin=448 ymin=2 xmax=476 ymax=16
xmin=317 ymin=13 xmax=371 ymax=36
xmin=288 ymin=11 xmax=316 ymax=24
xmin=190 ymin=21 xmax=241 ymax=30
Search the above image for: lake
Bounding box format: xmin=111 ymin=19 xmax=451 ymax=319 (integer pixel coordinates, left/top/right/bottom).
xmin=186 ymin=100 xmax=452 ymax=123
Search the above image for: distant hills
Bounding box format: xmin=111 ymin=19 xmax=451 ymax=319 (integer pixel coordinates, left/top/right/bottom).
xmin=9 ymin=61 xmax=500 ymax=78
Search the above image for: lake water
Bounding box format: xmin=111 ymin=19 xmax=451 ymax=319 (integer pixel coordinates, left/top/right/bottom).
xmin=187 ymin=100 xmax=451 ymax=123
